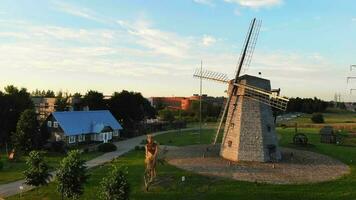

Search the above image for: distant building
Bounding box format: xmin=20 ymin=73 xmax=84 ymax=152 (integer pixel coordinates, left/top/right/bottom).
xmin=31 ymin=97 xmax=56 ymax=120
xmin=148 ymin=95 xmax=225 ymax=111
xmin=32 ymin=96 xmax=87 ymax=120
xmin=44 ymin=110 xmax=122 ymax=145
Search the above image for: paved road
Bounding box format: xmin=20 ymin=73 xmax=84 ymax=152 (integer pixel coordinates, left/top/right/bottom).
xmin=0 ymin=128 xmax=195 ymax=198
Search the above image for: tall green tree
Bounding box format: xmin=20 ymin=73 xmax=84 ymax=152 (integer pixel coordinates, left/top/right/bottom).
xmin=0 ymin=85 xmax=33 ymax=145
xmin=83 ymin=90 xmax=106 ymax=110
xmin=56 ymin=150 xmax=88 ymax=200
xmin=158 ymin=109 xmax=175 ymax=122
xmin=108 ymin=90 xmax=156 ymax=129
xmin=12 ymin=109 xmax=40 ymax=152
xmin=55 ymin=92 xmax=68 ymax=111
xmin=23 ymin=151 xmax=51 ymax=192
xmin=99 ymin=165 xmax=130 ymax=200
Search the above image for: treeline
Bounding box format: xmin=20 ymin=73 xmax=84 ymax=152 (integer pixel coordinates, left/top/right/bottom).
xmin=0 ymin=85 xmax=156 ymax=146
xmin=286 ymin=97 xmax=329 ymax=114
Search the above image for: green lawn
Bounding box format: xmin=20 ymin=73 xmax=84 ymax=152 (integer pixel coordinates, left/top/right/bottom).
xmin=281 ymin=113 xmax=356 ymax=125
xmin=0 ymin=151 xmax=102 ymax=184
xmin=154 ymin=129 xmax=219 ymax=146
xmin=9 ymin=127 xmax=356 ymax=200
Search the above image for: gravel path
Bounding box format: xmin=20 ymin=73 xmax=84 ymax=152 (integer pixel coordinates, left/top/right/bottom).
xmin=166 ymin=145 xmax=350 ymax=184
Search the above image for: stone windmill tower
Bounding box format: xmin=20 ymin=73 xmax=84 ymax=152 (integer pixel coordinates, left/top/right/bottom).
xmin=194 ymin=18 xmax=289 ymax=162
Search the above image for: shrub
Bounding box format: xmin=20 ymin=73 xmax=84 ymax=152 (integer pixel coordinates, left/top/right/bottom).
xmin=56 ymin=150 xmax=88 ymax=199
xmin=23 ymin=151 xmax=51 ymax=189
xmin=311 ymin=113 xmax=324 ymax=123
xmin=98 ymin=143 xmax=117 ymax=153
xmin=99 ymin=165 xmax=130 ymax=200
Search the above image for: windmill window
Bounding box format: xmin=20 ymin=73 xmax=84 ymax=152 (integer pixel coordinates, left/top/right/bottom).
xmin=267 ymin=125 xmax=271 ymax=132
xmin=47 ymin=121 xmax=52 ymax=127
xmin=53 ymin=122 xmax=59 ymax=128
xmin=228 ymin=140 xmax=232 ymax=147
xmin=230 ymin=123 xmax=235 ymax=128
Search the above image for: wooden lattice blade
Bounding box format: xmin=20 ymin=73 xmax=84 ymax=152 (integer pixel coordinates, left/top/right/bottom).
xmin=235 ymin=83 xmax=289 ymax=111
xmin=193 ymin=68 xmax=229 ymax=84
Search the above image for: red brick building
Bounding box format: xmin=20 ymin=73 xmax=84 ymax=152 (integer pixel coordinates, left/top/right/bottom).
xmin=148 ymin=95 xmax=224 ymax=111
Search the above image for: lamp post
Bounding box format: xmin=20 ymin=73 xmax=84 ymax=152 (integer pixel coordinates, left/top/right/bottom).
xmin=199 ymin=60 xmax=203 ymax=144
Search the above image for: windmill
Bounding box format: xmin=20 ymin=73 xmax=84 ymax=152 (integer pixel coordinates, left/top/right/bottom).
xmin=193 ymin=18 xmax=289 ymax=162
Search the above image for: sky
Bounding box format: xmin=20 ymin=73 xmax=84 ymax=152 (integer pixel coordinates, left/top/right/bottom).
xmin=0 ymin=0 xmax=356 ymax=101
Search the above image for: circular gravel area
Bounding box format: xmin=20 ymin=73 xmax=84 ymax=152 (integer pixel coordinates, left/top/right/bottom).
xmin=165 ymin=145 xmax=350 ymax=184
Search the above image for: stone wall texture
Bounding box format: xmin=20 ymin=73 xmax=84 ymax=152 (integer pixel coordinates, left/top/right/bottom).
xmin=220 ymin=75 xmax=281 ymax=162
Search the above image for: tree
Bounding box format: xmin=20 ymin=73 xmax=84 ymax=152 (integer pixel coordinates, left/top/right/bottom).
xmin=108 ymin=90 xmax=156 ymax=129
xmin=0 ymin=85 xmax=33 ymax=145
xmin=56 ymin=150 xmax=88 ymax=200
xmin=99 ymin=165 xmax=130 ymax=200
xmin=12 ymin=109 xmax=40 ymax=153
xmin=158 ymin=109 xmax=175 ymax=122
xmin=45 ymin=90 xmax=55 ymax=97
xmin=55 ymin=91 xmax=69 ymax=111
xmin=83 ymin=90 xmax=106 ymax=110
xmin=286 ymin=97 xmax=328 ymax=114
xmin=23 ymin=151 xmax=51 ymax=192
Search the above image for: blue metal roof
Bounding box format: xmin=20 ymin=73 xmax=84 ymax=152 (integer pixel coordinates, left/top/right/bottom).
xmin=52 ymin=110 xmax=123 ymax=136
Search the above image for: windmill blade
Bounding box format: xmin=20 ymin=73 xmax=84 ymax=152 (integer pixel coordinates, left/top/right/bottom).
xmin=212 ymin=95 xmax=230 ymax=145
xmin=235 ymin=83 xmax=289 ymax=111
xmin=242 ymin=20 xmax=262 ymax=74
xmin=234 ymin=18 xmax=262 ymax=81
xmin=193 ymin=68 xmax=230 ymax=84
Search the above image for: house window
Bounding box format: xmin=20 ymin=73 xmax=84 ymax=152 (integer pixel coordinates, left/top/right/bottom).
xmin=78 ymin=135 xmax=85 ymax=142
xmin=53 ymin=121 xmax=59 ymax=128
xmin=108 ymin=132 xmax=112 ymax=140
xmin=113 ymin=130 xmax=119 ymax=137
xmin=55 ymin=133 xmax=61 ymax=141
xmin=47 ymin=121 xmax=52 ymax=127
xmin=69 ymin=136 xmax=76 ymax=144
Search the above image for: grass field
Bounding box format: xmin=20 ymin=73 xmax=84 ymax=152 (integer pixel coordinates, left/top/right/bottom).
xmin=281 ymin=113 xmax=356 ymax=125
xmin=154 ymin=129 xmax=219 ymax=146
xmin=9 ymin=127 xmax=356 ymax=200
xmin=0 ymin=151 xmax=102 ymax=184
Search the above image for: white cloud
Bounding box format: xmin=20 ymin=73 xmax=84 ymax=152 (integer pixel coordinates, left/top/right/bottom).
xmin=202 ymin=35 xmax=217 ymax=46
xmin=118 ymin=19 xmax=192 ymax=58
xmin=193 ymin=0 xmax=215 ymax=6
xmin=52 ymin=1 xmax=109 ymax=24
xmin=224 ymin=0 xmax=282 ymax=9
xmin=0 ymin=18 xmax=340 ymax=99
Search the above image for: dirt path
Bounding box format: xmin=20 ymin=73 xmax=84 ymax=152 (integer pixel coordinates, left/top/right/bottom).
xmin=166 ymin=145 xmax=350 ymax=184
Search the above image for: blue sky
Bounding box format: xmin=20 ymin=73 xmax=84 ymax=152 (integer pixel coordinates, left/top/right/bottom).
xmin=0 ymin=0 xmax=356 ymax=100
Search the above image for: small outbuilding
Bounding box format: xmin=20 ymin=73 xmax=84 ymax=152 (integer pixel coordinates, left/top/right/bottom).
xmin=320 ymin=126 xmax=336 ymax=144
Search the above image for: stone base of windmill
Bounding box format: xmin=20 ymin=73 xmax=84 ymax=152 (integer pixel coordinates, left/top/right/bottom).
xmin=165 ymin=144 xmax=350 ymax=184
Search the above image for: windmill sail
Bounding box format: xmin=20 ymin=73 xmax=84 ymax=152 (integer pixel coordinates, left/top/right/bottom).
xmin=214 ymin=18 xmax=261 ymax=145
